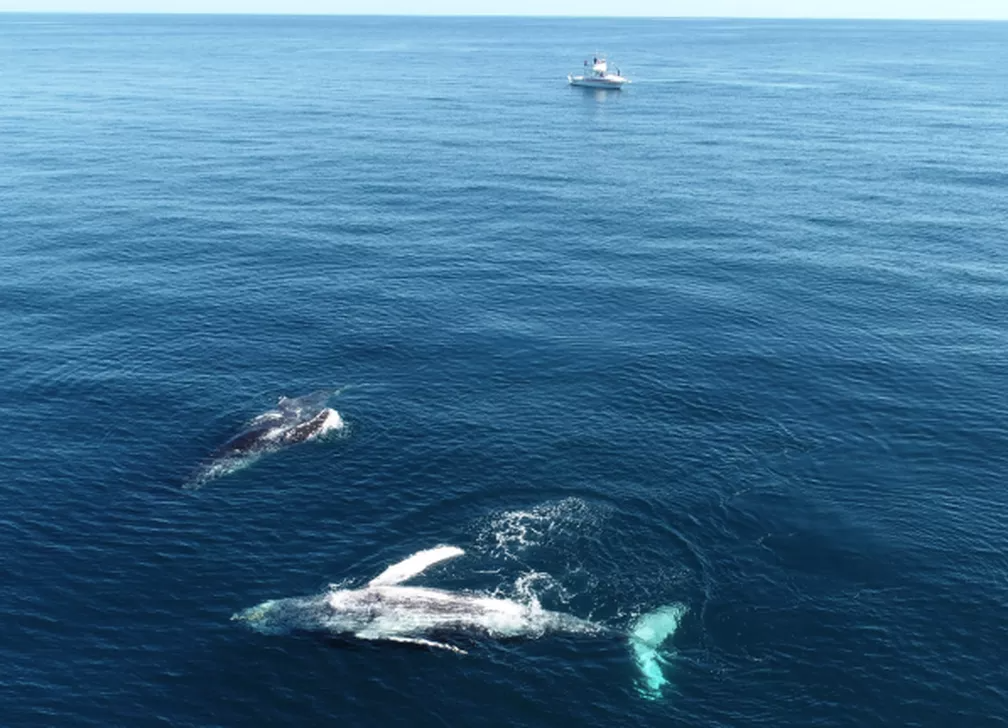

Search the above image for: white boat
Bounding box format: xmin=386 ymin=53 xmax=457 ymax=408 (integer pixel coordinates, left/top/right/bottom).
xmin=568 ymin=55 xmax=629 ymax=89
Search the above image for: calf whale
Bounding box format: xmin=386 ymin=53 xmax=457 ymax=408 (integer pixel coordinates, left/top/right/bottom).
xmin=188 ymin=391 xmax=344 ymax=487
xmin=233 ymin=546 xmax=686 ymax=697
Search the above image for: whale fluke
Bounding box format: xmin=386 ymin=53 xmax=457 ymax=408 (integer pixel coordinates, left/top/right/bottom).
xmin=368 ymin=546 xmax=465 ymax=587
xmin=629 ymin=604 xmax=687 ymax=697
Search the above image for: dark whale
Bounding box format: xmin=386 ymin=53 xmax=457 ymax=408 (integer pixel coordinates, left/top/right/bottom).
xmin=188 ymin=391 xmax=344 ymax=487
xmin=213 ymin=407 xmax=336 ymax=459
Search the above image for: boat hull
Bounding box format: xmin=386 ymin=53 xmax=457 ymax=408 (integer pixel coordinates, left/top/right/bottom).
xmin=567 ymin=74 xmax=628 ymax=90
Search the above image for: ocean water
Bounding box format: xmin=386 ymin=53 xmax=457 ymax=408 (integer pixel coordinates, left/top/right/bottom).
xmin=2 ymin=14 xmax=1007 ymax=727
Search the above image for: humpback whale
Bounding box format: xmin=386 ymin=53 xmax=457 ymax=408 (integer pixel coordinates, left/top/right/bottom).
xmin=188 ymin=391 xmax=344 ymax=487
xmin=213 ymin=407 xmax=338 ymax=458
xmin=233 ymin=546 xmax=686 ymax=697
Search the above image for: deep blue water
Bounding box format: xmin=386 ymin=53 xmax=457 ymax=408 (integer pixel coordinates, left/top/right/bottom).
xmin=2 ymin=14 xmax=1008 ymax=727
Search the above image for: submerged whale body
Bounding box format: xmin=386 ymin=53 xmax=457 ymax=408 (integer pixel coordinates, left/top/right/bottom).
xmin=233 ymin=546 xmax=686 ymax=697
xmin=188 ymin=391 xmax=344 ymax=487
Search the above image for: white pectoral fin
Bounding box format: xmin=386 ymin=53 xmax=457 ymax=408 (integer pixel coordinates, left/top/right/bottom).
xmin=386 ymin=636 xmax=468 ymax=655
xmin=355 ymin=631 xmax=468 ymax=655
xmin=368 ymin=545 xmax=465 ymax=587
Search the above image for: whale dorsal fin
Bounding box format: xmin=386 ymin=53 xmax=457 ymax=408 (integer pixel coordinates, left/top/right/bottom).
xmin=368 ymin=546 xmax=465 ymax=587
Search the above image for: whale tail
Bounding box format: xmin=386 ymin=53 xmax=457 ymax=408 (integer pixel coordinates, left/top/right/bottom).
xmin=628 ymin=604 xmax=687 ymax=699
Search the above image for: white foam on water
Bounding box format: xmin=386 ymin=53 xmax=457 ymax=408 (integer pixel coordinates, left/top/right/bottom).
xmin=316 ymin=408 xmax=345 ymax=437
xmin=185 ymin=453 xmax=261 ymax=489
xmin=478 ymin=497 xmax=606 ymax=560
xmin=510 ymin=570 xmax=573 ymax=607
xmin=326 ymin=577 xmax=354 ymax=592
xmin=248 ymin=410 xmax=285 ymax=427
xmin=260 ymin=407 xmax=344 ymax=445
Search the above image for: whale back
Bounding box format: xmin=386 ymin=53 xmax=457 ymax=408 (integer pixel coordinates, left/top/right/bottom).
xmin=331 ymin=584 xmax=602 ymax=641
